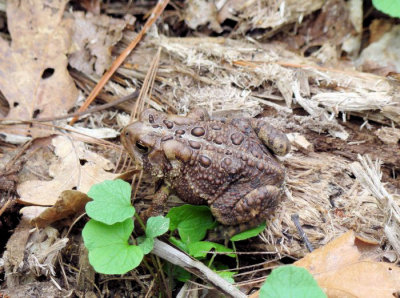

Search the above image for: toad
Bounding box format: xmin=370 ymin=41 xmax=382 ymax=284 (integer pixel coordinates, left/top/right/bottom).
xmin=121 ymin=108 xmax=290 ymax=233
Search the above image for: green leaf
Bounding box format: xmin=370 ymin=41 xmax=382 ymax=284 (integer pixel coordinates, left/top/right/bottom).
xmin=372 ymin=0 xmax=400 ymax=18
xmin=188 ymin=241 xmax=235 ymax=258
xmin=230 ymin=222 xmax=266 ymax=242
xmin=86 ymin=179 xmax=135 ymax=225
xmin=167 ymin=205 xmax=215 ymax=243
xmin=137 ymin=236 xmax=154 ymax=255
xmin=145 ymin=216 xmax=170 ymax=238
xmin=217 ymin=271 xmax=236 ymax=284
xmin=169 ymin=236 xmax=189 ymax=253
xmin=82 ymin=218 xmax=143 ymax=274
xmin=260 ymin=266 xmax=326 ymax=298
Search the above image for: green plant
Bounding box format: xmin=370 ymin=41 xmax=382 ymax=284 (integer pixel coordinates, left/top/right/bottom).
xmin=166 ymin=205 xmax=267 ymax=282
xmin=82 ymin=179 xmax=169 ymax=274
xmin=259 ymin=266 xmax=326 ymax=298
xmin=82 ymin=181 xmax=267 ymax=279
xmin=372 ymin=0 xmax=400 ymax=18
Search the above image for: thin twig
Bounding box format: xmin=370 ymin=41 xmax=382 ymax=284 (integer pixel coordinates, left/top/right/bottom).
xmin=152 ymin=239 xmax=247 ymax=298
xmin=31 ymin=90 xmax=138 ymax=122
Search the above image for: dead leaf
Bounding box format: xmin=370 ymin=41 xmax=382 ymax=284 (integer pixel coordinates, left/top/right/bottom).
xmin=3 ymin=221 xmax=67 ymax=288
xmin=2 ymin=219 xmax=31 ymax=288
xmin=21 ymin=190 xmax=90 ymax=228
xmin=0 ymin=0 xmax=78 ymax=137
xmin=295 ymin=231 xmax=400 ymax=297
xmin=69 ymin=11 xmax=135 ymax=77
xmin=17 ymin=135 xmax=118 ymax=206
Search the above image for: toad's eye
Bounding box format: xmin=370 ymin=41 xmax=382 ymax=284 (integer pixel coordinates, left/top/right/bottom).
xmin=135 ymin=141 xmax=149 ymax=153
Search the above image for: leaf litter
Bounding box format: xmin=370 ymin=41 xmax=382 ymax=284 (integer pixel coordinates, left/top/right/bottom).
xmin=0 ymin=0 xmax=78 ymax=138
xmin=0 ymin=0 xmax=399 ymax=297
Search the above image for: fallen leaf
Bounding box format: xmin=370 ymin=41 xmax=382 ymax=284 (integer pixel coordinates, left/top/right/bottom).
xmin=20 ymin=206 xmax=47 ymax=222
xmin=250 ymin=231 xmax=400 ymax=297
xmin=22 ymin=190 xmax=91 ymax=228
xmin=2 ymin=219 xmax=31 ymax=288
xmin=17 ymin=136 xmax=119 ymax=206
xmin=69 ymin=11 xmax=135 ymax=77
xmin=295 ymin=231 xmax=400 ymax=297
xmin=0 ymin=0 xmax=78 ymax=137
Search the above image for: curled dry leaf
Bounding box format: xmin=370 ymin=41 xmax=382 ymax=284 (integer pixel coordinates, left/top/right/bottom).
xmin=0 ymin=0 xmax=78 ymax=138
xmin=22 ymin=190 xmax=91 ymax=228
xmin=17 ymin=136 xmax=119 ymax=206
xmin=295 ymin=230 xmax=400 ymax=297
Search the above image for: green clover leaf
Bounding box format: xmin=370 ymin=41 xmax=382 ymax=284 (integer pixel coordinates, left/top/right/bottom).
xmin=260 ymin=266 xmax=326 ymax=298
xmin=82 ymin=218 xmax=143 ymax=274
xmin=86 ymin=179 xmax=134 ymax=225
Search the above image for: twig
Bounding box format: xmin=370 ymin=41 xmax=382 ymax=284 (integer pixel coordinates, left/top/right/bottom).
xmin=29 ymin=90 xmax=139 ymax=122
xmin=152 ymin=239 xmax=246 ymax=298
xmin=69 ymin=0 xmax=170 ymax=125
xmin=291 ymin=214 xmax=314 ymax=252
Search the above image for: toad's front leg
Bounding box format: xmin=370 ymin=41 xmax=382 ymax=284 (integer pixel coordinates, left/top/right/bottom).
xmin=143 ymin=184 xmax=171 ymax=220
xmin=143 ymin=139 xmax=189 ymax=220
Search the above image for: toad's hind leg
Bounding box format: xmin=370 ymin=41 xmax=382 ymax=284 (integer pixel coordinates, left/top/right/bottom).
xmin=210 ymin=184 xmax=282 ymax=227
xmin=208 ymin=185 xmax=282 ymax=242
xmin=250 ymin=119 xmax=291 ymax=156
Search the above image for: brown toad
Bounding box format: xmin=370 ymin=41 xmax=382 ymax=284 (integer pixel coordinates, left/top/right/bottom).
xmin=121 ymin=108 xmax=290 ymax=230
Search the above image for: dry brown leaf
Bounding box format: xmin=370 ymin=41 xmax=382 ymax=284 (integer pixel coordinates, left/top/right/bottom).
xmin=295 ymin=230 xmax=400 ymax=297
xmin=17 ymin=136 xmax=118 ymax=206
xmin=24 ymin=190 xmax=90 ymax=228
xmin=0 ymin=0 xmax=78 ymax=138
xmin=69 ymin=11 xmax=135 ymax=77
xmin=2 ymin=219 xmax=31 ymax=288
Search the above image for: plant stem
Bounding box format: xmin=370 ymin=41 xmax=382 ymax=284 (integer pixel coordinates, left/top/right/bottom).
xmin=135 ymin=213 xmax=146 ymax=231
xmin=207 ymin=253 xmax=217 ymax=268
xmin=232 ymin=241 xmax=240 ymax=270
